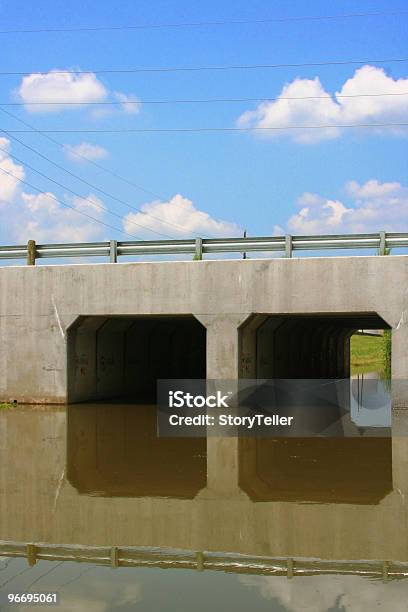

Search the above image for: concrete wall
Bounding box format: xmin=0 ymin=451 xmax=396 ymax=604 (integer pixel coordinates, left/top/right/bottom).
xmin=0 ymin=255 xmax=407 ymax=403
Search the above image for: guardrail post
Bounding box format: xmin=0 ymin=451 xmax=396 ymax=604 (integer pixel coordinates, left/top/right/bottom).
xmin=110 ymin=546 xmax=119 ymax=568
xmin=287 ymin=557 xmax=294 ymax=579
xmin=379 ymin=231 xmax=386 ymax=256
xmin=196 ymin=551 xmax=204 ymax=572
xmin=27 ymin=240 xmax=36 ymax=266
xmin=194 ymin=238 xmax=203 ymax=261
xmin=109 ymin=240 xmax=118 ymax=263
xmin=285 ymin=234 xmax=292 ymax=258
xmin=26 ymin=543 xmax=37 ymax=567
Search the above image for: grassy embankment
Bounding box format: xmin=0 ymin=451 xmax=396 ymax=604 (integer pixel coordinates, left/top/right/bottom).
xmin=350 ymin=332 xmax=391 ymax=377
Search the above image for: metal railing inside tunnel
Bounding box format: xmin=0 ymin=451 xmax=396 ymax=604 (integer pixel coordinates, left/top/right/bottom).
xmin=0 ymin=231 xmax=407 ymax=265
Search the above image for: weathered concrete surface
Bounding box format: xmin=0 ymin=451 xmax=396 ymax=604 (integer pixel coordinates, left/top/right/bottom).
xmin=0 ymin=255 xmax=407 ymax=403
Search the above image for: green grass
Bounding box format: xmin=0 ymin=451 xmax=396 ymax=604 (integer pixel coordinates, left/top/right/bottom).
xmin=350 ymin=334 xmax=389 ymax=376
xmin=0 ymin=402 xmax=15 ymax=410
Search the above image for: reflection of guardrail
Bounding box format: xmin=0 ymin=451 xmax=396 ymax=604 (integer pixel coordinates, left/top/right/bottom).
xmin=1 ymin=231 xmax=407 ymax=265
xmin=1 ymin=542 xmax=407 ymax=580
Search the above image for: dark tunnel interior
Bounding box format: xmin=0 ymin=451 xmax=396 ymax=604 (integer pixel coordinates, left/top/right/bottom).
xmin=241 ymin=312 xmax=391 ymax=379
xmin=67 ymin=315 xmax=206 ymax=403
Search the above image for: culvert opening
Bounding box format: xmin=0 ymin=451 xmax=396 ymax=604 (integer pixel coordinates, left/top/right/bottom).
xmin=240 ymin=312 xmax=391 ymax=379
xmin=67 ymin=315 xmax=206 ymax=403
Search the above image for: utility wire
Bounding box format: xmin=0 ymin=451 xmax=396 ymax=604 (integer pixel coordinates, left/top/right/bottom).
xmin=0 ymin=165 xmax=146 ymax=240
xmin=4 ymin=91 xmax=408 ymax=106
xmin=0 ymin=10 xmax=406 ymax=33
xmin=1 ymin=57 xmax=407 ymax=76
xmin=2 ymin=122 xmax=407 ymax=134
xmin=0 ymin=107 xmax=163 ymax=199
xmin=0 ymin=106 xmax=204 ymax=236
xmin=0 ymin=142 xmax=175 ymax=239
xmin=0 ymin=565 xmax=32 ymax=589
xmin=26 ymin=562 xmax=64 ymax=591
xmin=0 ymin=124 xmax=207 ymax=238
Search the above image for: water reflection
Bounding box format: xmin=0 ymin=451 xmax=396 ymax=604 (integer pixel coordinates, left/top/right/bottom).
xmin=67 ymin=403 xmax=206 ymax=498
xmin=0 ymin=402 xmax=407 ymax=609
xmin=239 ymin=438 xmax=392 ymax=503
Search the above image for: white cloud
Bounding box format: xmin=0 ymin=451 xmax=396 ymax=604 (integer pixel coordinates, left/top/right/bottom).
xmin=15 ymin=69 xmax=142 ymax=116
xmin=33 ymin=575 xmax=142 ymax=612
xmin=237 ymin=65 xmax=408 ymax=143
xmin=13 ymin=192 xmax=107 ymax=242
xmin=0 ymin=138 xmax=107 ymax=242
xmin=0 ymin=139 xmax=239 ymax=245
xmin=64 ymin=142 xmax=109 ymax=162
xmin=71 ymin=193 xmax=104 ymax=216
xmin=0 ymin=137 xmax=25 ymax=202
xmin=241 ymin=574 xmax=408 ymax=612
xmin=113 ymin=91 xmax=141 ymax=115
xmin=346 ymin=178 xmax=402 ymax=199
xmin=123 ymin=193 xmax=241 ymax=238
xmin=21 ymin=191 xmax=58 ymax=213
xmin=279 ymin=179 xmax=408 ymax=234
xmin=15 ymin=70 xmax=108 ymax=113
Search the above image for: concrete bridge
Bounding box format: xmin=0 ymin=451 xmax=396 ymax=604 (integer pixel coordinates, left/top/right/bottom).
xmin=0 ymin=254 xmax=407 ymax=404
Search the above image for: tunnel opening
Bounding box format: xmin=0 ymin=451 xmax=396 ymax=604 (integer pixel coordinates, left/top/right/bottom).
xmin=240 ymin=312 xmax=391 ymax=379
xmin=238 ymin=312 xmax=393 ymax=503
xmin=67 ymin=315 xmax=206 ymax=403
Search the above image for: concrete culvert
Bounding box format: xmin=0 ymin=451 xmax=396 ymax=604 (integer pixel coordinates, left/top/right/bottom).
xmin=67 ymin=315 xmax=206 ymax=403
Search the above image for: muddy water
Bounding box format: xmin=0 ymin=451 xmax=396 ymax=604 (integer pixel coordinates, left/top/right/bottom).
xmin=0 ymin=401 xmax=407 ymax=611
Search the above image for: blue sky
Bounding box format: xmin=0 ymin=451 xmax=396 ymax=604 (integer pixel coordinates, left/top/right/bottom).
xmin=0 ymin=0 xmax=407 ymax=245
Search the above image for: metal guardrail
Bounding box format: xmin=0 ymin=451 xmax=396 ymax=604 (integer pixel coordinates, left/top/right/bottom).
xmin=0 ymin=232 xmax=407 ymax=265
xmin=0 ymin=541 xmax=407 ymax=580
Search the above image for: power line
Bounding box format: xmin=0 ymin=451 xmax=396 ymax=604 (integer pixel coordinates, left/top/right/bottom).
xmin=0 ymin=10 xmax=406 ymax=33
xmin=26 ymin=562 xmax=64 ymax=591
xmin=0 ymin=165 xmax=145 ymax=240
xmin=0 ymin=123 xmax=207 ymax=238
xmin=4 ymin=91 xmax=408 ymax=106
xmin=0 ymin=565 xmax=32 ymax=589
xmin=0 ymin=106 xmax=164 ymax=200
xmin=0 ymin=142 xmax=175 ymax=239
xmin=0 ymin=105 xmax=203 ymax=237
xmin=1 ymin=57 xmax=408 ymax=76
xmin=2 ymin=122 xmax=407 ymax=134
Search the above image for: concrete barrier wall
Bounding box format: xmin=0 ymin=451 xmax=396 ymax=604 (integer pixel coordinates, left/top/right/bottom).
xmin=0 ymin=255 xmax=407 ymax=403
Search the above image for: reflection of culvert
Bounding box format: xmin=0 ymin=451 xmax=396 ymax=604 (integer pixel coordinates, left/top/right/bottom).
xmin=67 ymin=403 xmax=207 ymax=498
xmin=239 ymin=437 xmax=392 ymax=504
xmin=67 ymin=315 xmax=206 ymax=403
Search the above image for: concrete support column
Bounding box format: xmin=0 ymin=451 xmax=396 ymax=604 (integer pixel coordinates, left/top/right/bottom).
xmin=195 ymin=313 xmax=251 ymax=497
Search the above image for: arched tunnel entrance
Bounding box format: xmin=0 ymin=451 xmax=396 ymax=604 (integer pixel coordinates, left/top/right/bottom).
xmin=239 ymin=312 xmax=393 ymax=504
xmin=67 ymin=315 xmax=206 ymax=403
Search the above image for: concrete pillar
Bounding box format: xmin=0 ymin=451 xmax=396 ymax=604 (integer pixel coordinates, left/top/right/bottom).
xmin=195 ymin=313 xmax=251 ymax=497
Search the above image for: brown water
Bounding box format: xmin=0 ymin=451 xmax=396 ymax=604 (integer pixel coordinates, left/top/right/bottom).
xmin=0 ymin=402 xmax=407 ymax=611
